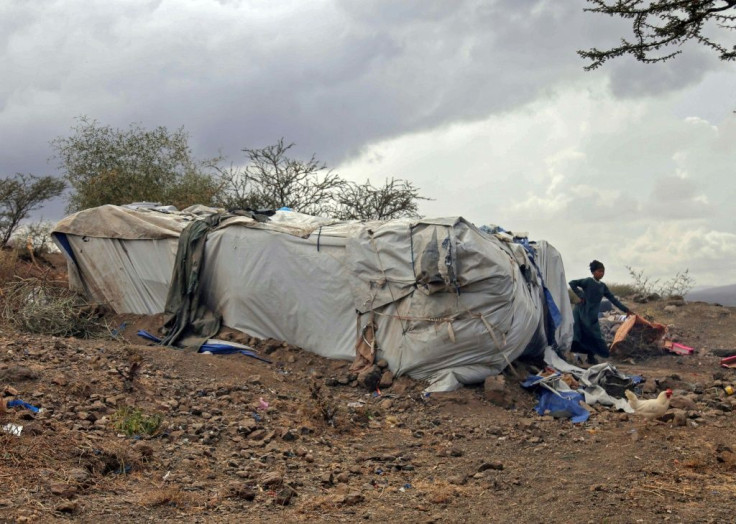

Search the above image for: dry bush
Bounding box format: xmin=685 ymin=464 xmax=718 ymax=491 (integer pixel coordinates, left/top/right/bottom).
xmin=0 ymin=249 xmax=20 ymax=285
xmin=308 ymin=381 xmax=338 ymax=428
xmin=78 ymin=439 xmax=139 ymax=476
xmin=1 ymin=276 xmax=101 ymax=337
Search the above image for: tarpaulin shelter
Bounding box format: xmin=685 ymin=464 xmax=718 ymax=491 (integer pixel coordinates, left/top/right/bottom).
xmin=52 ymin=204 xmax=573 ymax=391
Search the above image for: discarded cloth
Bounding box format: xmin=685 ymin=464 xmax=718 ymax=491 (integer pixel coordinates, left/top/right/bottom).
xmin=522 ymin=374 xmax=589 ymax=423
xmin=543 ymin=347 xmax=636 ymax=412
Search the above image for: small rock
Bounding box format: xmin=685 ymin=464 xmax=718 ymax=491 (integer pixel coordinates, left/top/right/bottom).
xmin=670 ymin=396 xmax=697 ymax=411
xmin=275 ymin=486 xmax=297 ymax=506
xmin=448 ymin=474 xmax=467 ymax=485
xmin=230 ymin=484 xmax=256 ymax=500
xmin=262 ymin=339 xmax=282 ymax=355
xmin=342 ymin=492 xmax=365 ymax=505
xmin=378 ymin=399 xmax=393 ymax=410
xmin=282 ymin=429 xmax=299 ymax=442
xmin=484 ymin=376 xmax=512 ymax=408
xmin=68 ymin=468 xmax=90 ymax=484
xmin=357 ymin=366 xmax=382 ymax=391
xmin=249 ymin=429 xmax=267 ymax=441
xmin=478 ymin=461 xmax=504 ymax=472
xmin=260 ymin=471 xmax=284 ymax=488
xmin=55 ymin=501 xmax=78 ymax=514
xmin=321 ymin=472 xmax=334 ymax=486
xmin=378 ymin=371 xmax=394 ymax=389
xmin=376 ymin=359 xmax=389 ymax=369
xmin=336 ymin=472 xmax=350 ymax=483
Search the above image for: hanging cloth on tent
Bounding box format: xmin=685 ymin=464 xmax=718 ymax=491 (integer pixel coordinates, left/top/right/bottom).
xmin=161 ymin=213 xmax=225 ymax=350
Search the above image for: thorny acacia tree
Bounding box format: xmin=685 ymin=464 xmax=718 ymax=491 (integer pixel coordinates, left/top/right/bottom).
xmin=333 ymin=178 xmax=428 ymax=221
xmin=579 ymin=1 xmax=736 ymax=69
xmin=0 ymin=174 xmax=65 ymax=247
xmin=53 ymin=117 xmax=221 ymax=212
xmin=215 ymin=139 xmax=344 ymax=216
xmin=216 ymin=139 xmax=428 ymax=220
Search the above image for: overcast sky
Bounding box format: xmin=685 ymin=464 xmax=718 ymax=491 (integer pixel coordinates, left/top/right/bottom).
xmin=2 ymin=0 xmax=735 ymax=287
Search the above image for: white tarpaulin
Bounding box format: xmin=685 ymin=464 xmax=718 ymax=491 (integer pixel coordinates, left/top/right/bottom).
xmin=53 ymin=205 xmax=573 ymax=390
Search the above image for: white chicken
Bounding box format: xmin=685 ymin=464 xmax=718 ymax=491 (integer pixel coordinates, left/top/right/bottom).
xmin=624 ymin=388 xmax=673 ymax=420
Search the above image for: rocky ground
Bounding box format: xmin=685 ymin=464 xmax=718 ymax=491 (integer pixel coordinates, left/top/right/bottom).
xmin=1 ymin=289 xmax=736 ymax=522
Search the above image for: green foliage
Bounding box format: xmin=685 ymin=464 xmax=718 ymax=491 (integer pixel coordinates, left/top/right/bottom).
xmin=53 ymin=120 xmax=428 ymax=220
xmin=580 ymin=1 xmax=736 ymax=70
xmin=52 ymin=117 xmax=221 ymax=213
xmin=215 ymin=138 xmax=428 ymax=220
xmin=0 ymin=173 xmax=65 ymax=246
xmin=112 ymin=406 xmax=163 ymax=437
xmin=626 ymin=266 xmax=695 ymax=298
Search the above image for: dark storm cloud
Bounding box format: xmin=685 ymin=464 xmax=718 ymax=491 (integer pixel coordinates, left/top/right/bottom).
xmin=0 ymin=0 xmax=726 ymax=217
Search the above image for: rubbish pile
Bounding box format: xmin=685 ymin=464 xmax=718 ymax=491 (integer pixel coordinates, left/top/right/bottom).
xmin=521 ymin=348 xmax=642 ymax=423
xmin=600 ymin=314 xmax=693 ymax=358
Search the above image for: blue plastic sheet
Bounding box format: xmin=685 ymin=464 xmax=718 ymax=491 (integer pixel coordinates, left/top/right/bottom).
xmin=6 ymin=399 xmax=40 ymax=413
xmin=137 ymin=330 xmax=272 ymax=363
xmin=535 ymin=389 xmax=589 ymax=423
xmin=522 ymin=374 xmax=590 ymax=423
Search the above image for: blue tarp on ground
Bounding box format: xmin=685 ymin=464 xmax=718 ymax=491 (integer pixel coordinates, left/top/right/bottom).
xmin=137 ymin=330 xmax=271 ymax=363
xmin=522 ymin=374 xmax=590 ymax=423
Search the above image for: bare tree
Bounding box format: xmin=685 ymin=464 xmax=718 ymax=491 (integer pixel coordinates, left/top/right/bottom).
xmin=215 ymin=139 xmax=430 ymax=221
xmin=215 ymin=139 xmax=345 ymax=216
xmin=332 ymin=178 xmax=429 ymax=221
xmin=579 ymin=1 xmax=736 ymax=70
xmin=0 ymin=174 xmax=65 ymax=247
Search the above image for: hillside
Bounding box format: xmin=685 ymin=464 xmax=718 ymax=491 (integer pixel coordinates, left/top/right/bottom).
xmin=687 ymin=283 xmax=736 ymax=307
xmin=2 ymin=257 xmax=736 ymax=522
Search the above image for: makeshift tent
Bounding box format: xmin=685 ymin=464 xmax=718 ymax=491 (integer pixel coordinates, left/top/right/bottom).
xmin=52 ymin=204 xmax=573 ymax=391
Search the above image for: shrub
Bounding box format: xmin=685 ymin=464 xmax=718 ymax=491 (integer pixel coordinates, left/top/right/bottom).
xmin=112 ymin=406 xmax=163 ymax=437
xmin=10 ymin=221 xmax=57 ymax=258
xmin=53 ymin=117 xmax=221 ymax=212
xmin=1 ymin=277 xmax=101 ymax=337
xmin=626 ymin=266 xmax=695 ymax=299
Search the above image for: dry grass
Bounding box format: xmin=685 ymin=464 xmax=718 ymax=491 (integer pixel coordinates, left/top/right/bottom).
xmin=139 ymin=487 xmax=195 ymax=508
xmin=411 ymin=478 xmax=467 ymax=505
xmin=0 ymin=249 xmax=20 ymax=284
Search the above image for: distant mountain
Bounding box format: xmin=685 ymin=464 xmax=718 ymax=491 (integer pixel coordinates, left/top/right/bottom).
xmin=686 ymin=284 xmax=736 ymax=306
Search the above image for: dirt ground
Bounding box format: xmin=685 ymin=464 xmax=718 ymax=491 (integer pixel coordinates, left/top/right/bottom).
xmin=1 ymin=258 xmax=736 ymax=523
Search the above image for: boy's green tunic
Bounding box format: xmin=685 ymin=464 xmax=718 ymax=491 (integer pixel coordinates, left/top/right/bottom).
xmin=568 ymin=277 xmax=630 ymax=357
